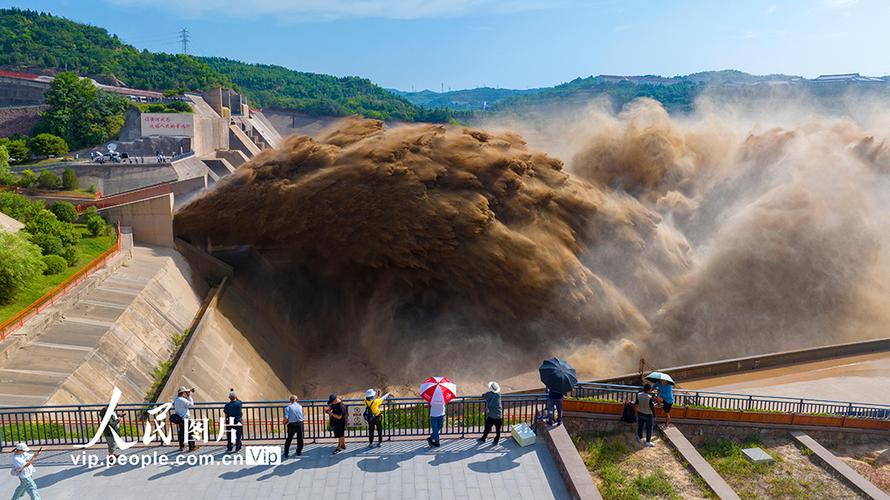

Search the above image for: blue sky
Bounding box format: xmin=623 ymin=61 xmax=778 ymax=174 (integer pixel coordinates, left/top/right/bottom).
xmin=8 ymin=0 xmax=888 ymax=91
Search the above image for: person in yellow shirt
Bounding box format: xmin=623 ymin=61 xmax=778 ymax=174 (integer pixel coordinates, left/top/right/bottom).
xmin=364 ymin=389 xmax=391 ymax=448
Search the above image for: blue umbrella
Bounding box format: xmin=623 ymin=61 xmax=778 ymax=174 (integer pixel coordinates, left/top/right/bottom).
xmin=645 ymin=371 xmax=675 ymax=385
xmin=539 ymin=358 xmax=577 ymax=394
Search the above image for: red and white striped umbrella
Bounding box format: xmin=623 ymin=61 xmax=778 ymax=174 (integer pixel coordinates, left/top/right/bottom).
xmin=420 ymin=377 xmax=457 ymax=405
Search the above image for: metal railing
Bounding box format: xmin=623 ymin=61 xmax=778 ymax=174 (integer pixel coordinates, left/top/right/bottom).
xmin=0 ymin=395 xmax=547 ymax=451
xmin=75 ymin=182 xmax=174 ymax=213
xmin=573 ymin=382 xmax=890 ymax=419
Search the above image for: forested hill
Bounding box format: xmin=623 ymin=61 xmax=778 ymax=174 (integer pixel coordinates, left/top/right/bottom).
xmin=0 ymin=8 xmax=453 ymax=122
xmin=0 ymin=8 xmax=226 ymax=91
xmin=199 ymin=57 xmax=451 ymax=122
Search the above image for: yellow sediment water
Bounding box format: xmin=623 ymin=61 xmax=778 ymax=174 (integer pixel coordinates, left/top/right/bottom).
xmin=683 ymin=352 xmax=890 ymax=404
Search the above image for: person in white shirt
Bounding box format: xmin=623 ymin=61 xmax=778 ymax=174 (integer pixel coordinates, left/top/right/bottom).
xmin=11 ymin=442 xmax=41 ymax=500
xmin=173 ymin=386 xmax=197 ymax=452
xmin=428 ymin=400 xmax=446 ymax=448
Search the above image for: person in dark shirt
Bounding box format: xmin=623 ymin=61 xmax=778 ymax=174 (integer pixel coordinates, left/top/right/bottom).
xmin=478 ymin=381 xmax=503 ymax=446
xmin=223 ymin=389 xmax=243 ymax=453
xmin=546 ymin=387 xmax=567 ymax=426
xmin=326 ymin=394 xmax=347 ymax=454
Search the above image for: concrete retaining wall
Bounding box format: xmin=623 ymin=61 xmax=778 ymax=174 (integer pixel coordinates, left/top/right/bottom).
xmin=104 ymin=193 xmax=175 ymax=247
xmin=0 ymin=77 xmax=48 ymax=107
xmin=46 ymin=250 xmax=203 ymax=405
xmin=593 ymin=337 xmax=890 ymax=386
xmin=228 ymin=124 xmax=261 ymax=158
xmin=260 ymin=108 xmax=341 ymax=138
xmin=214 ymin=149 xmax=249 ymax=168
xmin=0 ymin=105 xmax=47 ymax=137
xmin=159 ymin=283 xmax=289 ymax=402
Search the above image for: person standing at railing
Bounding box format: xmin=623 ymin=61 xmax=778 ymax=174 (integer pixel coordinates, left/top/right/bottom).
xmin=99 ymin=404 xmax=125 ymax=459
xmin=10 ymin=443 xmax=41 ymax=500
xmin=428 ymin=398 xmax=446 ymax=448
xmin=223 ymin=389 xmax=243 ymax=454
xmin=282 ymin=395 xmax=304 ymax=458
xmin=635 ymin=384 xmax=656 ymax=447
xmin=326 ymin=394 xmax=347 ymax=455
xmin=172 ymin=386 xmax=197 ymax=452
xmin=546 ymin=387 xmax=567 ymax=426
xmin=653 ymin=379 xmax=674 ymax=428
xmin=364 ymin=389 xmax=390 ymax=448
xmin=477 ymin=381 xmax=503 ymax=446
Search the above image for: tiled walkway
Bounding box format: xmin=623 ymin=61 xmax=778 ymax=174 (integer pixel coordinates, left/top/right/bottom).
xmin=0 ymin=439 xmax=569 ymax=499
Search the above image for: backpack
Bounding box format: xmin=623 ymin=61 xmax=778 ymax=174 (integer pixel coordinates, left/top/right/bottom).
xmin=621 ymin=400 xmax=637 ymax=423
xmin=363 ymin=402 xmax=374 ymax=423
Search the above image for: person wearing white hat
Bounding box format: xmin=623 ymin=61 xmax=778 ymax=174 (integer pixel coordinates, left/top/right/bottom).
xmin=477 ymin=381 xmax=503 ymax=446
xmin=363 ymin=389 xmax=391 ymax=448
xmin=173 ymin=386 xmax=197 ymax=452
xmin=11 ymin=442 xmax=41 ymax=500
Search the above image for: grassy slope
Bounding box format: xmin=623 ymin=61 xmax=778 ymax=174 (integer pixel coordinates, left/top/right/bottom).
xmin=698 ymin=435 xmax=861 ymax=499
xmin=574 ymin=430 xmax=713 ymax=499
xmin=0 ymin=224 xmax=116 ymax=324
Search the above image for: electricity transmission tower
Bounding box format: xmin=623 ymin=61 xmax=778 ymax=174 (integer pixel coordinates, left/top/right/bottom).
xmin=179 ymin=28 xmax=190 ymax=55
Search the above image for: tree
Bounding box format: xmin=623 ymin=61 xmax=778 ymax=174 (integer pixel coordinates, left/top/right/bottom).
xmin=0 ymin=144 xmax=8 ymax=172
xmin=28 ymin=133 xmax=68 ymax=158
xmin=23 ymin=208 xmax=79 ymax=265
xmin=51 ymin=201 xmax=78 ymax=223
xmin=167 ymin=101 xmax=192 ymax=112
xmin=0 ymin=145 xmax=11 ymax=186
xmin=42 ymin=254 xmax=67 ymax=275
xmin=86 ymin=214 xmax=106 ymax=237
xmin=0 ymin=137 xmax=30 ymax=163
xmin=37 ymin=170 xmax=61 ymax=190
xmin=0 ymin=231 xmax=45 ymax=304
xmin=36 ymin=72 xmax=127 ymax=150
xmin=62 ymin=167 xmax=78 ymax=190
xmin=17 ymin=169 xmax=37 ymax=189
xmin=0 ymin=192 xmax=43 ymax=222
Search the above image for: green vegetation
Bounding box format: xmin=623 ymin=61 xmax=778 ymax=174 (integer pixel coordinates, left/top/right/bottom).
xmin=0 ymin=8 xmax=228 ymax=91
xmin=35 ymin=72 xmax=128 ymax=150
xmin=36 ymin=169 xmax=61 ymax=189
xmin=1 ymin=422 xmax=68 ymax=442
xmin=573 ymin=431 xmax=687 ymax=500
xmin=0 ymin=232 xmax=45 ymax=304
xmin=0 ymin=9 xmax=457 ymax=123
xmin=61 ymin=167 xmax=78 ymax=190
xmin=85 ymin=214 xmax=106 ymax=237
xmin=145 ymin=360 xmax=173 ymax=401
xmin=696 ymin=436 xmax=843 ymax=499
xmin=200 ymin=57 xmax=457 ymax=122
xmin=41 ymin=254 xmax=67 ymax=275
xmin=132 ymin=101 xmax=192 ymax=114
xmin=698 ymin=436 xmax=773 ymax=479
xmin=0 ymin=137 xmax=30 ymax=164
xmin=51 ymin=201 xmax=78 ymax=223
xmin=0 ymin=209 xmax=116 ymax=323
xmin=28 ymin=132 xmax=68 ymax=158
xmin=496 ymin=78 xmax=703 ymax=114
xmin=172 ymin=328 xmax=189 ymax=349
xmin=393 ymin=87 xmax=539 ymax=111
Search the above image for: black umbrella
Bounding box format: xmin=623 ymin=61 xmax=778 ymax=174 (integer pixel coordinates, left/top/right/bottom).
xmin=539 ymin=358 xmax=577 ymax=394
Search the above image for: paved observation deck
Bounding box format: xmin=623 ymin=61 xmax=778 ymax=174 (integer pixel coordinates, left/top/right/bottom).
xmin=0 ymin=439 xmax=569 ymax=500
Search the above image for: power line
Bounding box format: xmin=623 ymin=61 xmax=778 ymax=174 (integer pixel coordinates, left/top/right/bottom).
xmin=178 ymin=28 xmax=190 ymax=55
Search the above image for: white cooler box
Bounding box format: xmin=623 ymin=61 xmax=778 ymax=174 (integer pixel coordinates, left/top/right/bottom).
xmin=511 ymin=423 xmax=536 ymax=447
